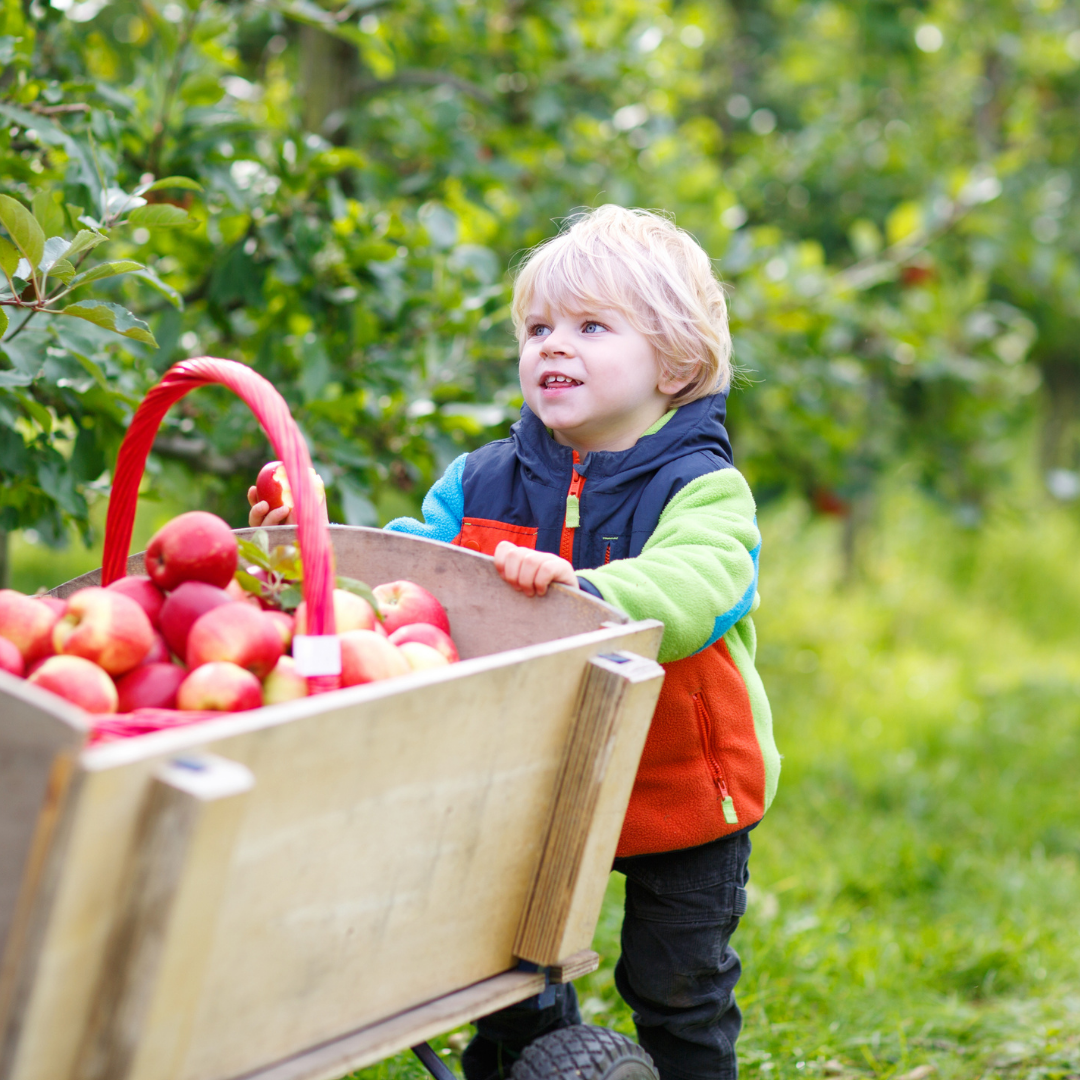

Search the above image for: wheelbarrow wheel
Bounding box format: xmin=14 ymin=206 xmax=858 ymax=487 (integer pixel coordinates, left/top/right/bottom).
xmin=510 ymin=1024 xmax=659 ymax=1080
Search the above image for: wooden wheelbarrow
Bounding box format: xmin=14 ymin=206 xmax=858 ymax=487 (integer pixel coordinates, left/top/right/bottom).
xmin=0 ymin=360 xmax=665 ymax=1080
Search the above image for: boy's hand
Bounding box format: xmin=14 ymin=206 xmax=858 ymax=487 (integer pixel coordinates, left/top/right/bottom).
xmin=247 ymin=486 xmax=294 ymax=528
xmin=494 ymin=541 xmax=578 ymax=597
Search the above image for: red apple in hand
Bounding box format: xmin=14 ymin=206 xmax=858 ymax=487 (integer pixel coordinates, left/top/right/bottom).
xmin=29 ymin=655 xmax=119 ymax=714
xmin=0 ymin=590 xmax=61 ymax=664
xmin=373 ymin=580 xmax=450 ymax=635
xmin=177 ymin=662 xmax=262 ymax=712
xmin=262 ymin=656 xmax=308 ymax=704
xmin=106 ymin=576 xmax=165 ymax=629
xmin=53 ymin=588 xmax=154 ymax=676
xmin=294 ymin=588 xmax=378 ymax=635
xmin=0 ymin=636 xmax=25 ymax=677
xmin=116 ymin=663 xmax=187 ymax=712
xmin=339 ymin=629 xmax=410 ymax=686
xmin=159 ymin=582 xmax=232 ymax=660
xmin=187 ymin=603 xmax=282 ymax=679
xmin=145 ymin=511 xmax=238 ymax=591
xmin=389 ymin=623 xmax=459 ymax=663
xmin=255 ymin=460 xmax=326 ymax=513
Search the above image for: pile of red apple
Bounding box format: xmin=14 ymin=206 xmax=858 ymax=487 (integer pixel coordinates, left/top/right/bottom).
xmin=0 ymin=509 xmax=459 ymax=727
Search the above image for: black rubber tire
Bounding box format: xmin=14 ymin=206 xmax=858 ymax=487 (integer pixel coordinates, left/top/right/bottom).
xmin=509 ymin=1025 xmax=659 ymax=1080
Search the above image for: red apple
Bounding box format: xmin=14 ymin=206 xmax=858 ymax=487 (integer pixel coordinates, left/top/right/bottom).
xmin=294 ymin=588 xmax=377 ymax=635
xmin=145 ymin=511 xmax=238 ymax=591
xmin=177 ymin=661 xmax=262 ymax=712
xmin=29 ymin=655 xmax=118 ymax=714
xmin=255 ymin=460 xmax=326 ymax=513
xmin=0 ymin=635 xmax=25 ymax=677
xmin=339 ymin=629 xmax=410 ymax=686
xmin=53 ymin=587 xmax=154 ymax=676
xmin=116 ymin=663 xmax=187 ymax=712
xmin=141 ymin=631 xmax=173 ymax=666
xmin=187 ymin=603 xmax=282 ymax=679
xmin=159 ymin=581 xmax=232 ymax=660
xmin=226 ymin=577 xmax=263 ymax=607
xmin=38 ymin=595 xmax=67 ymax=617
xmin=389 ymin=623 xmax=459 ymax=663
xmin=0 ymin=589 xmax=61 ymax=664
xmin=262 ymin=656 xmax=308 ymax=704
xmin=106 ymin=575 xmax=165 ymax=629
xmin=265 ymin=610 xmax=294 ymax=651
xmin=373 ymin=580 xmax=450 ymax=635
xmin=397 ymin=641 xmax=451 ymax=671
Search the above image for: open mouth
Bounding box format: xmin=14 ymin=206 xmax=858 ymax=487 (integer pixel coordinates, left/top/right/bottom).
xmin=542 ymin=374 xmax=582 ymax=389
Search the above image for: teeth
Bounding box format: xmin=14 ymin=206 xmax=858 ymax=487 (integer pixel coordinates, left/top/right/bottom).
xmin=544 ymin=375 xmax=578 ymax=387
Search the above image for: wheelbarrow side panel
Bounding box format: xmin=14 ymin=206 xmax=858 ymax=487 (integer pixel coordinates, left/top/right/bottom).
xmin=4 ymin=623 xmax=662 ymax=1080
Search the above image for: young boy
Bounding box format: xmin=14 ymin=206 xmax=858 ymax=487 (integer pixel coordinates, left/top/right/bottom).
xmin=249 ymin=205 xmax=778 ymax=1080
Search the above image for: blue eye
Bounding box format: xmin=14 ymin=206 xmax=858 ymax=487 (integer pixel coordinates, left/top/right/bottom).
xmin=583 ymin=322 xmax=604 ymax=333
xmin=529 ymin=324 xmax=550 ymax=337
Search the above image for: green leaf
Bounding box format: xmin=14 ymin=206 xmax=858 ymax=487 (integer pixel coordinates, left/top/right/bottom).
xmin=134 ymin=267 xmax=183 ymax=309
xmin=237 ymin=534 xmax=273 ymax=570
xmin=336 ymin=575 xmax=381 ymax=616
xmin=14 ymin=391 xmax=52 ymax=432
xmin=0 ymin=195 xmax=45 ymax=270
xmin=277 ymin=584 xmax=303 ymax=612
xmin=58 ymin=300 xmax=157 ymax=346
xmin=49 ymin=259 xmax=76 ymax=285
xmin=0 ymin=236 xmax=19 ymax=282
xmin=126 ymin=203 xmax=191 ymax=228
xmin=269 ymin=543 xmax=303 ymax=580
xmin=141 ymin=176 xmax=203 ymax=194
xmin=0 ymin=307 xmax=7 ymax=339
xmin=32 ymin=191 xmax=65 ymax=241
xmin=69 ymin=260 xmax=145 ymax=289
xmin=235 ymin=569 xmax=267 ymax=596
xmin=65 ymin=229 xmax=108 ymax=260
xmin=39 ymin=236 xmax=71 ymax=275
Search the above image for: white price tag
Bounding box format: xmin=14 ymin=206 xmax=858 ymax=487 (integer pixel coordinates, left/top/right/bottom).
xmin=292 ymin=635 xmax=342 ymax=677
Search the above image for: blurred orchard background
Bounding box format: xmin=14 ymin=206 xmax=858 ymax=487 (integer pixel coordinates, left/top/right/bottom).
xmin=2 ymin=0 xmax=1080 ymax=1077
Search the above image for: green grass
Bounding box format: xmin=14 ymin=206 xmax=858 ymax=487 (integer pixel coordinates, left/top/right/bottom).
xmin=344 ymin=486 xmax=1080 ymax=1080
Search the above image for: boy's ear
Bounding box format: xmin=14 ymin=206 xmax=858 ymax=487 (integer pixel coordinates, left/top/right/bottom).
xmin=657 ymin=362 xmax=699 ymax=397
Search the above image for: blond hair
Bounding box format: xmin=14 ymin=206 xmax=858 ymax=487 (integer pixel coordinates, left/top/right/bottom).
xmin=511 ymin=205 xmax=732 ymax=404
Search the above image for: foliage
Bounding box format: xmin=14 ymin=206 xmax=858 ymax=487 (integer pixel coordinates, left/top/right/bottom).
xmin=3 ymin=0 xmax=1080 ymax=566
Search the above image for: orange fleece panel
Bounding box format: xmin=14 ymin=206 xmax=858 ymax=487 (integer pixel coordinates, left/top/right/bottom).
xmin=616 ymin=637 xmax=766 ymax=857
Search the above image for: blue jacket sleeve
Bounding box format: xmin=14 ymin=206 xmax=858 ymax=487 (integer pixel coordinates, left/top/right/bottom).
xmin=384 ymin=453 xmax=467 ymax=543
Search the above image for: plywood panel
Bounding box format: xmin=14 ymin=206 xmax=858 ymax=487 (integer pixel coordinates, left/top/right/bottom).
xmin=6 ymin=621 xmax=661 ymax=1080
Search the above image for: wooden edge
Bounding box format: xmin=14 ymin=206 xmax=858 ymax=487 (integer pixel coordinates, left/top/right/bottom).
xmin=0 ymin=761 xmax=85 ymax=1080
xmin=74 ymin=755 xmax=254 ymax=1080
xmin=80 ymin=621 xmax=665 ymax=774
xmin=230 ymin=970 xmax=547 ymax=1080
xmin=513 ymin=650 xmax=665 ymax=965
xmin=547 ymin=950 xmax=600 ymax=984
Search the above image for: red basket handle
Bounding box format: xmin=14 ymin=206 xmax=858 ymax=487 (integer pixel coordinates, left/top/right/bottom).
xmin=101 ymin=357 xmax=340 ymax=692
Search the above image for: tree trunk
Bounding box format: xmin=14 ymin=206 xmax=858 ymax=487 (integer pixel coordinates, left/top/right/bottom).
xmin=299 ymin=27 xmax=358 ymax=135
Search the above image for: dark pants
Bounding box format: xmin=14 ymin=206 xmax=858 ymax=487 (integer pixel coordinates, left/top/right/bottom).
xmin=462 ymin=831 xmax=751 ymax=1080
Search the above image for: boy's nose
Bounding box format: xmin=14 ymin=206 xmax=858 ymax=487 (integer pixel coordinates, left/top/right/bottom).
xmin=541 ymin=330 xmax=573 ymax=356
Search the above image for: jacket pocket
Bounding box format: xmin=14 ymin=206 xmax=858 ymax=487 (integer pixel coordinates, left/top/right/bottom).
xmin=692 ymin=692 xmax=739 ymax=825
xmin=453 ymin=518 xmax=538 ymax=555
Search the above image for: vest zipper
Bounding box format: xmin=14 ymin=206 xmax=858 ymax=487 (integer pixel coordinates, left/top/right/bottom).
xmin=604 ymin=544 xmax=611 ymax=564
xmin=692 ymin=692 xmax=739 ymax=824
xmin=559 ymin=451 xmax=585 ymax=562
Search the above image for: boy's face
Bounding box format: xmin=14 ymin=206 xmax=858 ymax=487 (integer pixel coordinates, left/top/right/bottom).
xmin=519 ymin=302 xmax=690 ymax=453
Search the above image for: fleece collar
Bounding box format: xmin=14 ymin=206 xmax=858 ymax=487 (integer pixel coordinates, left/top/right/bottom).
xmin=510 ymin=392 xmax=733 ymax=491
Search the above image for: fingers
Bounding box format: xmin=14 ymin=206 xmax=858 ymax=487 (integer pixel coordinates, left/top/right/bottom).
xmin=494 ymin=543 xmax=577 ymax=598
xmin=247 ymin=485 xmax=259 ymax=508
xmin=247 ymin=502 xmax=293 ymax=527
